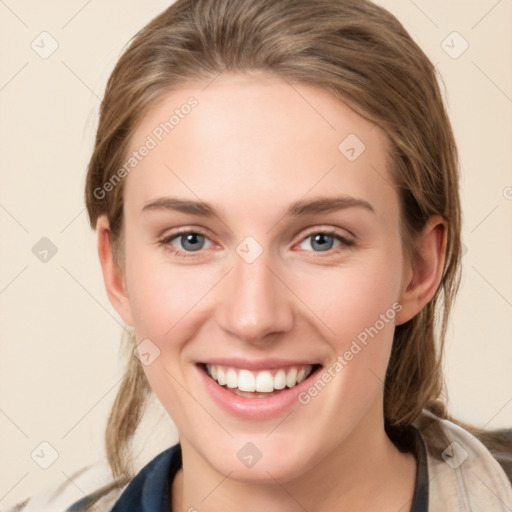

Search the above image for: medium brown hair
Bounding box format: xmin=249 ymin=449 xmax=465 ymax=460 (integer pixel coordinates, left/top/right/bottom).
xmin=84 ymin=0 xmax=509 ymax=484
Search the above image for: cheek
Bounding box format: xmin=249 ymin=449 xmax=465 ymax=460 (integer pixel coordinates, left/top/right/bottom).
xmin=124 ymin=243 xmax=217 ymax=393
xmin=293 ymin=251 xmax=404 ymax=403
xmin=297 ymin=254 xmax=402 ymax=342
xmin=124 ymin=244 xmax=210 ymax=418
xmin=125 ymin=241 xmax=202 ymax=336
xmin=292 ymin=259 xmax=403 ymax=423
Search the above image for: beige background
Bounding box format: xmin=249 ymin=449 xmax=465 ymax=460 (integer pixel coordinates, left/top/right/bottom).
xmin=1 ymin=0 xmax=511 ymax=507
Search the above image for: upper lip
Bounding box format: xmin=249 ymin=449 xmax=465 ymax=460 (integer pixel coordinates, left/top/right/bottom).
xmin=199 ymin=357 xmax=322 ymax=371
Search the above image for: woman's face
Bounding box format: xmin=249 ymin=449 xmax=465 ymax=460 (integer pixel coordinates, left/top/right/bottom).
xmin=111 ymin=72 xmax=417 ymax=482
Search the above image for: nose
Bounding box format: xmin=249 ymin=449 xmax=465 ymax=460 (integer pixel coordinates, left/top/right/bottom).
xmin=215 ymin=247 xmax=294 ymax=345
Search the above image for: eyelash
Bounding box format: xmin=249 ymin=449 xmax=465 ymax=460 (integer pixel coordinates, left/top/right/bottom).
xmin=157 ymin=227 xmax=356 ymax=258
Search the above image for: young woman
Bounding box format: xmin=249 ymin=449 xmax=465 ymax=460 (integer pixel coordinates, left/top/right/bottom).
xmin=6 ymin=0 xmax=512 ymax=511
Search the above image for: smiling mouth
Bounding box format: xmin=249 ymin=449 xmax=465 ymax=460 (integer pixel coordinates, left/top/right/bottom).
xmin=198 ymin=362 xmax=323 ymax=398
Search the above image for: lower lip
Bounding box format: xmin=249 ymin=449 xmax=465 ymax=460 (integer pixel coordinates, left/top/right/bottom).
xmin=196 ymin=364 xmax=322 ymax=420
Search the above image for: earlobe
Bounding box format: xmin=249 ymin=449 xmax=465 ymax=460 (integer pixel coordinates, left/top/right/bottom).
xmin=96 ymin=216 xmax=134 ymax=327
xmin=395 ymin=216 xmax=447 ymax=326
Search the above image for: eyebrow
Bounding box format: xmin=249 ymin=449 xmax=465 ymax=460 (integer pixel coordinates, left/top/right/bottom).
xmin=142 ymin=195 xmax=375 ymax=218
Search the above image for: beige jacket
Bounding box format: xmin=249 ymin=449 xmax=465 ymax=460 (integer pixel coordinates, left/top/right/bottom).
xmin=2 ymin=412 xmax=511 ymax=511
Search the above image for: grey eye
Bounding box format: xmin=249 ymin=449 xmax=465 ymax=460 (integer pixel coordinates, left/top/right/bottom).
xmin=177 ymin=233 xmax=207 ymax=252
xmin=310 ymin=233 xmax=335 ymax=251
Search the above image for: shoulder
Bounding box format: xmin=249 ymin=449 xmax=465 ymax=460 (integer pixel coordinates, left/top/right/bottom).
xmin=0 ymin=458 xmax=129 ymax=512
xmin=421 ymin=410 xmax=512 ymax=511
xmin=1 ymin=444 xmax=182 ymax=512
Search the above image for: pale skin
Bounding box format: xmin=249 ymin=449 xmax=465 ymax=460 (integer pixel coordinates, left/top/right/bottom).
xmin=97 ymin=71 xmax=446 ymax=512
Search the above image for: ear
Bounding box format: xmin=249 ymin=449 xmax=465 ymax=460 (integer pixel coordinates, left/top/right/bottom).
xmin=96 ymin=215 xmax=134 ymax=327
xmin=395 ymin=215 xmax=447 ymax=326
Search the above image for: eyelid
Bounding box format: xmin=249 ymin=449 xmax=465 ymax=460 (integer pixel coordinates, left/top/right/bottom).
xmin=157 ymin=227 xmax=214 ymax=247
xmin=157 ymin=225 xmax=214 ymax=243
xmin=157 ymin=225 xmax=354 ymax=244
xmin=298 ymin=225 xmax=355 ymax=243
xmin=157 ymin=224 xmax=356 ymax=257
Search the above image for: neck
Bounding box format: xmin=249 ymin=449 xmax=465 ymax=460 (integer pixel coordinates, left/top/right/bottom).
xmin=171 ymin=404 xmax=417 ymax=512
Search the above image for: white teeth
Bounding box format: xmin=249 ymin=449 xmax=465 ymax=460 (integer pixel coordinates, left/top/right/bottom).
xmin=226 ymin=369 xmax=238 ymax=388
xmin=238 ymin=370 xmax=256 ymax=392
xmin=217 ymin=367 xmax=226 ymax=386
xmin=204 ymin=364 xmax=315 ymax=393
xmin=255 ymin=371 xmax=273 ymax=392
xmin=274 ymin=369 xmax=286 ymax=390
xmin=286 ymin=367 xmax=297 ymax=388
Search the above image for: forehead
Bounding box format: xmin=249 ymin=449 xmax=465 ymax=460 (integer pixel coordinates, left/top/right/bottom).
xmin=123 ymin=72 xmax=397 ymax=223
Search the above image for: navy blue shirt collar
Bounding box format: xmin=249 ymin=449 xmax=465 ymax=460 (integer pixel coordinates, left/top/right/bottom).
xmin=109 ymin=444 xmax=181 ymax=512
xmin=107 ymin=425 xmax=428 ymax=512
